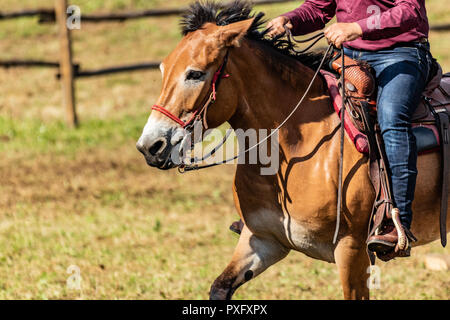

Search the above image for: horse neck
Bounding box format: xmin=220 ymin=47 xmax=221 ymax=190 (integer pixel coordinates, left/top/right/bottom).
xmin=223 ymin=40 xmax=344 ymax=188
xmin=227 ymin=40 xmax=333 ymax=136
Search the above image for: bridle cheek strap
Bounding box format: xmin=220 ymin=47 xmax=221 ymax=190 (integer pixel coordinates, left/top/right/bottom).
xmin=212 ymin=72 xmax=230 ymax=101
xmin=151 ymin=52 xmax=230 ymax=129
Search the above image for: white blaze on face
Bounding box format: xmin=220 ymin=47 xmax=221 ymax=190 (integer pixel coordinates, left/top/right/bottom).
xmin=137 ymin=61 xmax=197 ymax=153
xmin=159 ymin=62 xmax=165 ymax=78
xmin=137 ymin=111 xmax=185 ymax=152
xmin=140 ymin=113 xmax=171 ymax=141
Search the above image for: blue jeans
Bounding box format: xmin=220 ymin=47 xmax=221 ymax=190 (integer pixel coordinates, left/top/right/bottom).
xmin=344 ymin=42 xmax=433 ymax=229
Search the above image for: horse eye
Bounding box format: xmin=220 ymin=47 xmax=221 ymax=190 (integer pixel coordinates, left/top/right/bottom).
xmin=186 ymin=70 xmax=205 ymax=81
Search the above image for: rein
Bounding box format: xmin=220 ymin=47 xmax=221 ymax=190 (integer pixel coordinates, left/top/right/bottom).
xmin=151 ymin=29 xmax=347 ymax=244
xmin=182 ymin=43 xmax=334 ymax=172
xmin=151 ymin=31 xmax=340 ymax=175
xmin=333 ymin=47 xmax=346 ymax=244
xmin=180 ymin=32 xmax=334 ymax=172
xmin=284 ymin=28 xmax=325 ymax=54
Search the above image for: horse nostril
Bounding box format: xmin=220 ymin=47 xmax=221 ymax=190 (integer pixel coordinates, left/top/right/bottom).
xmin=148 ymin=139 xmax=165 ymax=156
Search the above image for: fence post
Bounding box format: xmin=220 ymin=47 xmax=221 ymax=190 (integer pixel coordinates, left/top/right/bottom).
xmin=55 ymin=0 xmax=77 ymax=127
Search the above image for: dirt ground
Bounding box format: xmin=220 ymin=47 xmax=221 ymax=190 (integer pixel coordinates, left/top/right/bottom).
xmin=0 ymin=143 xmax=448 ymax=299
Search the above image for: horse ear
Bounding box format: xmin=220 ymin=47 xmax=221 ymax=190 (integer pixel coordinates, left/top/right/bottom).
xmin=216 ymin=18 xmax=255 ymax=48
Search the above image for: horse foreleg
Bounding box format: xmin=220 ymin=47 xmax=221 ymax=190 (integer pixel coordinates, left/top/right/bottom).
xmin=209 ymin=226 xmax=289 ymax=300
xmin=334 ymin=236 xmax=370 ymax=300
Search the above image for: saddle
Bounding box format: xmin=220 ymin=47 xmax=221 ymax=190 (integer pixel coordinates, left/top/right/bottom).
xmin=322 ymin=52 xmax=450 ymax=262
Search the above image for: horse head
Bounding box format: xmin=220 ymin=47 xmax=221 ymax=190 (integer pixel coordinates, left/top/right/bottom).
xmin=137 ymin=1 xmax=255 ymax=169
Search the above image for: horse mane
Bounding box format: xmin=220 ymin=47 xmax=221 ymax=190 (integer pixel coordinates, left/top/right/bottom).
xmin=180 ymin=0 xmax=329 ymax=71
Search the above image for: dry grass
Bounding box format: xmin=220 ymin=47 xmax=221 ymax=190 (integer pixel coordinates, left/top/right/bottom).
xmin=0 ymin=145 xmax=448 ymax=300
xmin=0 ymin=0 xmax=449 ymax=300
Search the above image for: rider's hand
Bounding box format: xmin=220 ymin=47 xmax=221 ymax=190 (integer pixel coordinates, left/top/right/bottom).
xmin=267 ymin=16 xmax=293 ymax=38
xmin=324 ymin=22 xmax=363 ymax=48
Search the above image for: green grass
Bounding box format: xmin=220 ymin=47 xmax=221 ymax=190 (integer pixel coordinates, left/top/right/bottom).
xmin=0 ymin=113 xmax=146 ymax=156
xmin=0 ymin=0 xmax=449 ymax=300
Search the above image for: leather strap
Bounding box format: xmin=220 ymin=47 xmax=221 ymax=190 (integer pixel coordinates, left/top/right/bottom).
xmin=437 ymin=111 xmax=449 ymax=247
xmin=333 ymin=47 xmax=346 ymax=245
xmin=426 ymin=99 xmax=449 ymax=247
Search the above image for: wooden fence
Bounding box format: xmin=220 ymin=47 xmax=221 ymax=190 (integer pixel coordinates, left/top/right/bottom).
xmin=0 ymin=0 xmax=298 ymax=127
xmin=1 ymin=0 xmax=449 ymax=126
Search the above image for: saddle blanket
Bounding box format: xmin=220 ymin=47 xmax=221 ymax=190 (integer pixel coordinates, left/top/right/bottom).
xmin=320 ymin=70 xmax=442 ymax=155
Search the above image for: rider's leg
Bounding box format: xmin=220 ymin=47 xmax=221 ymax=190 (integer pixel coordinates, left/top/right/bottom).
xmin=364 ymin=44 xmax=432 ymax=230
xmin=345 ymin=43 xmax=433 ymax=250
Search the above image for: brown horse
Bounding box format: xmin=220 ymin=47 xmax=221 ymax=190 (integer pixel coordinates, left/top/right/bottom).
xmin=136 ymin=1 xmax=449 ymax=300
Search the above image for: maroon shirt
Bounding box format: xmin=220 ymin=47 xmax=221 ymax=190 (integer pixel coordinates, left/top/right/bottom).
xmin=282 ymin=0 xmax=429 ymax=51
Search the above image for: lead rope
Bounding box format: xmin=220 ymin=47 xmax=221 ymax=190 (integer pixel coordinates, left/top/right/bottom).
xmin=333 ymin=47 xmax=346 ymax=244
xmin=180 ymin=39 xmax=333 ymax=172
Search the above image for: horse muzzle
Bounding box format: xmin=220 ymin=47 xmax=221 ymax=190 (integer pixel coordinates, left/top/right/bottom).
xmin=136 ymin=133 xmax=179 ymax=170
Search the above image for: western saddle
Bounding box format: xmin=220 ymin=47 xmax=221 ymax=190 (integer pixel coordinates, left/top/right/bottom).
xmin=329 ymin=51 xmax=450 ymax=262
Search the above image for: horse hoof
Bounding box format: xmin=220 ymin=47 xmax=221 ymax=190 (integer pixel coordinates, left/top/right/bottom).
xmin=209 ymin=288 xmax=229 ymax=300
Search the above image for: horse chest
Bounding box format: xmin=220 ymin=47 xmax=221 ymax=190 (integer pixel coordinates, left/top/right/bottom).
xmin=243 ymin=208 xmax=336 ymax=263
xmin=234 ymin=170 xmax=336 ymax=263
xmin=282 ymin=217 xmax=336 ymax=263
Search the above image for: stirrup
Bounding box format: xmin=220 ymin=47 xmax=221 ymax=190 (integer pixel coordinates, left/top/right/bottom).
xmin=391 ymin=208 xmax=417 ymax=251
xmin=373 ymin=208 xmax=418 ymax=262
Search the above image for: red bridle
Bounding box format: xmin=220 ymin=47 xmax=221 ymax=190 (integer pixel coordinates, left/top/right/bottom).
xmin=151 ymin=52 xmax=230 ymax=129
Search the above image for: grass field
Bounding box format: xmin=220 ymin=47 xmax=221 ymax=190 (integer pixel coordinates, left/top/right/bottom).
xmin=0 ymin=0 xmax=449 ymax=299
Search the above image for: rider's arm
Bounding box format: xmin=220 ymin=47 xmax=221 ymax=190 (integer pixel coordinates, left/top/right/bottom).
xmin=281 ymin=0 xmax=337 ymax=36
xmin=356 ymin=0 xmax=426 ymax=40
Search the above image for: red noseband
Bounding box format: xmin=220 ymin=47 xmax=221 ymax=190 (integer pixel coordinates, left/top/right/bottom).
xmin=151 ymin=104 xmax=199 ymax=129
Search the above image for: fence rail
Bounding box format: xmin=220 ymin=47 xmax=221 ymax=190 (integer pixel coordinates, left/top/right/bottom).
xmin=431 ymin=24 xmax=450 ymax=32
xmin=0 ymin=59 xmax=61 ymax=68
xmin=0 ymin=0 xmax=300 ymax=126
xmin=0 ymin=0 xmax=297 ymax=22
xmin=0 ymin=8 xmax=53 ymax=20
xmin=72 ymin=62 xmax=161 ymax=78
